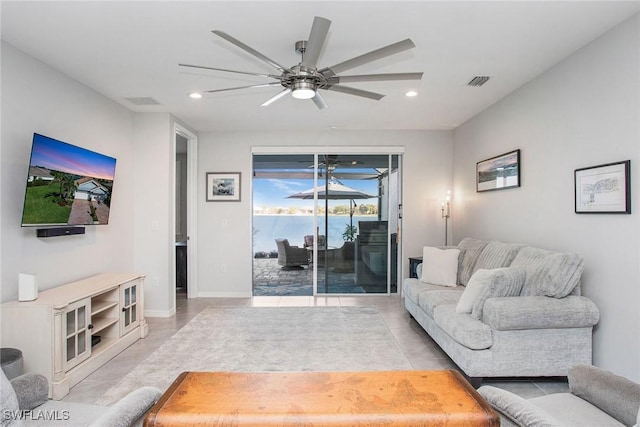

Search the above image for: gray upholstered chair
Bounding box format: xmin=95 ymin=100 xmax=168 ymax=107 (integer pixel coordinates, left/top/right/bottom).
xmin=0 ymin=369 xmax=161 ymax=426
xmin=275 ymin=238 xmax=309 ymax=268
xmin=478 ymin=365 xmax=640 ymax=427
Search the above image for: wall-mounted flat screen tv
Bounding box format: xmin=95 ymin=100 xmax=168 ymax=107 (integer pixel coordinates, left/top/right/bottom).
xmin=21 ymin=133 xmax=117 ymax=226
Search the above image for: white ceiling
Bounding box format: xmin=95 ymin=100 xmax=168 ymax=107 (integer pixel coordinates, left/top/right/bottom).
xmin=2 ymin=1 xmax=639 ymax=133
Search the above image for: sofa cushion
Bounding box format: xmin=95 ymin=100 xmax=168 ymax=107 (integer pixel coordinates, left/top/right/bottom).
xmin=474 ymin=241 xmax=525 ymax=271
xmin=528 ymin=393 xmax=625 ymax=427
xmin=477 ymin=385 xmax=563 ymax=427
xmin=420 ymin=247 xmax=460 ymax=287
xmin=511 ymin=246 xmax=584 ymax=298
xmin=418 ymin=290 xmax=463 ymax=318
xmin=404 ymin=278 xmax=427 ymax=305
xmin=470 ymin=267 xmax=526 ymax=320
xmin=457 ymin=238 xmax=489 ymax=285
xmin=403 ymin=278 xmax=464 ymax=314
xmin=569 ymin=365 xmax=640 ymax=426
xmin=483 ymin=296 xmax=600 ymax=330
xmin=456 ymin=269 xmax=490 ymax=314
xmin=0 ymin=370 xmax=19 ymax=427
xmin=433 ymin=305 xmax=493 ymax=350
xmin=9 ymin=373 xmax=48 ymax=410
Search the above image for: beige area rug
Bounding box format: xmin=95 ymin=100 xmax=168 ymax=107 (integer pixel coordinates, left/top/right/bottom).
xmin=96 ymin=306 xmax=412 ymax=405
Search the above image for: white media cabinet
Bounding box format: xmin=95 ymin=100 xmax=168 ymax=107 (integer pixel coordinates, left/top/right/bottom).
xmin=0 ymin=273 xmax=148 ymax=399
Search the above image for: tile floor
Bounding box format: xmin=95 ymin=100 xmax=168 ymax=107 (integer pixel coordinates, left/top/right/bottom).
xmin=64 ymin=293 xmax=569 ymax=405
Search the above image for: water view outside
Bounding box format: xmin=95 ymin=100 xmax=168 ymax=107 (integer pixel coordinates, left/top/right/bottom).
xmin=253 ymin=214 xmax=377 ymax=254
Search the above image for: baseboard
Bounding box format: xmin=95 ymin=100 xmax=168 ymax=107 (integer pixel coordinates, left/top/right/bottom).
xmin=197 ymin=291 xmax=252 ymax=298
xmin=145 ymin=307 xmax=176 ymax=318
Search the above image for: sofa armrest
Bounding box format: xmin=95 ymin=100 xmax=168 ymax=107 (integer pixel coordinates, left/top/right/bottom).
xmin=90 ymin=386 xmax=162 ymax=427
xmin=477 ymin=385 xmax=562 ymax=427
xmin=482 ymin=296 xmax=600 ymax=330
xmin=569 ymin=365 xmax=640 ymax=426
xmin=10 ymin=373 xmax=48 ymax=410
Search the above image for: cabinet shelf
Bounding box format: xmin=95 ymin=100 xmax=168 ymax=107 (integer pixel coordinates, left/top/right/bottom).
xmin=91 ymin=316 xmax=118 ymax=335
xmin=92 ymin=300 xmax=118 ymax=316
xmin=90 ymin=337 xmax=118 ymax=356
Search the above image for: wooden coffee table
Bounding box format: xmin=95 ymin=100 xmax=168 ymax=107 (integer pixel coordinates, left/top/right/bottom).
xmin=144 ymin=370 xmax=498 ymax=426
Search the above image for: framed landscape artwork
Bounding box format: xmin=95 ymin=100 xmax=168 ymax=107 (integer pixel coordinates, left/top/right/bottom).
xmin=476 ymin=149 xmax=521 ymax=192
xmin=574 ymin=160 xmax=630 ymax=214
xmin=206 ymin=172 xmax=241 ymax=202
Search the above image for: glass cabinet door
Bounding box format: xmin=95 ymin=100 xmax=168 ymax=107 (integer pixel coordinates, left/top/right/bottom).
xmin=63 ymin=298 xmax=91 ymax=371
xmin=120 ymin=280 xmax=140 ymax=336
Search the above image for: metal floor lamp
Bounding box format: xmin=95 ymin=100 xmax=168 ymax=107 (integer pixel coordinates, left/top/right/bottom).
xmin=441 ymin=192 xmax=450 ymax=246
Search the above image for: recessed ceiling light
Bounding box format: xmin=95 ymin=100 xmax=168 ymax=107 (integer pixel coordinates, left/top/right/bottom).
xmin=405 ymin=90 xmax=418 ymax=97
xmin=189 ymin=92 xmax=203 ymax=99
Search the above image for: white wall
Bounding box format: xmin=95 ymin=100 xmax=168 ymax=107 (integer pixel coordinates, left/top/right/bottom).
xmin=131 ymin=113 xmax=174 ymax=316
xmin=131 ymin=114 xmax=198 ymax=316
xmin=196 ymin=130 xmax=453 ymax=297
xmin=452 ymin=15 xmax=640 ymax=381
xmin=0 ymin=42 xmax=136 ymax=302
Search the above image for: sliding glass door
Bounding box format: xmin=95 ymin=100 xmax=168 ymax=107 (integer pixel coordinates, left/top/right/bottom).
xmin=252 ymin=151 xmax=401 ymax=296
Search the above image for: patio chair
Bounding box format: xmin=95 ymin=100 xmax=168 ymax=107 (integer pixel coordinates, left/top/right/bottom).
xmin=275 ymin=238 xmax=309 ymax=268
xmin=327 ymin=241 xmax=355 ymax=272
xmin=303 ymin=234 xmax=326 ymax=249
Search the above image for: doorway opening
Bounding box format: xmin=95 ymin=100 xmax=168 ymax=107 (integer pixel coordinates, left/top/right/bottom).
xmin=175 ymin=134 xmax=188 ymax=298
xmin=173 ymin=124 xmax=198 ymax=304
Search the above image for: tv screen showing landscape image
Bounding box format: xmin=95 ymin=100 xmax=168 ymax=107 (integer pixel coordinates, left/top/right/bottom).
xmin=21 ymin=133 xmax=117 ymax=226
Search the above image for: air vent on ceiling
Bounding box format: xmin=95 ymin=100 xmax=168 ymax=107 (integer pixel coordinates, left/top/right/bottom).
xmin=467 ymin=76 xmax=490 ymax=87
xmin=124 ymin=97 xmax=161 ymax=106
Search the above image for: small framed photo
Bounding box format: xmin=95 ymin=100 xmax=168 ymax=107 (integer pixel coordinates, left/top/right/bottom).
xmin=206 ymin=172 xmax=241 ymax=202
xmin=477 ymin=149 xmax=521 ymax=192
xmin=575 ymin=160 xmax=630 ymax=214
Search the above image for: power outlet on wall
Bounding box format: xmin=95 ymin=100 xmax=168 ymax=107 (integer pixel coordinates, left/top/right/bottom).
xmin=151 ymin=277 xmax=159 ymax=288
xmin=220 ymin=264 xmax=227 ymax=273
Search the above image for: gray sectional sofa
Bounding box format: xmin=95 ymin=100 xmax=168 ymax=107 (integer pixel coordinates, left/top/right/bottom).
xmin=404 ymin=237 xmax=600 ymax=381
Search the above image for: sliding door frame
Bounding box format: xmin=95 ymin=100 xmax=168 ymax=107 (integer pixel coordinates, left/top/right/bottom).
xmin=252 ymin=146 xmax=405 ymax=296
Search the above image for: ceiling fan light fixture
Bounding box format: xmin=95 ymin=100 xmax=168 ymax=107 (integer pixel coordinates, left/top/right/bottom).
xmin=291 ymin=81 xmax=317 ymax=99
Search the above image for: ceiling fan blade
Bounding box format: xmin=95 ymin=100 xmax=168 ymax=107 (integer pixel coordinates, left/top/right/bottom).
xmin=205 ymin=82 xmax=283 ymax=93
xmin=311 ymin=91 xmax=328 ymax=110
xmin=322 ymin=85 xmax=385 ymax=100
xmin=301 ymin=16 xmax=331 ymax=69
xmin=320 ymin=38 xmax=416 ymax=77
xmin=326 ymin=72 xmax=423 ymax=84
xmin=261 ymin=88 xmax=291 ymax=107
xmin=212 ymin=30 xmax=292 ymax=73
xmin=179 ymin=63 xmax=281 ymax=79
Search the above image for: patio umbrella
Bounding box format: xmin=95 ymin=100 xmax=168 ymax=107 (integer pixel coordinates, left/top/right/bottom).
xmin=287 ymin=179 xmax=376 ymax=229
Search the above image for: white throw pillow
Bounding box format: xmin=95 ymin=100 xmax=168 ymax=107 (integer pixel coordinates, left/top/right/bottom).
xmin=420 ymin=246 xmax=460 ymax=287
xmin=456 ymin=269 xmax=493 ymax=313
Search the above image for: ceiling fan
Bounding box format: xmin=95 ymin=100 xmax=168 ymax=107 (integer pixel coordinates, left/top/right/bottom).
xmin=179 ymin=16 xmax=423 ymax=109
